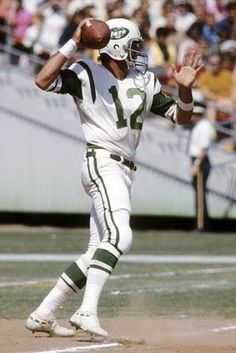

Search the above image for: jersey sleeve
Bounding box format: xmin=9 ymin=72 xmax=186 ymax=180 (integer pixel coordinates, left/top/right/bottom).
xmin=150 ymin=90 xmax=177 ymax=123
xmin=46 ymin=66 xmax=83 ymax=99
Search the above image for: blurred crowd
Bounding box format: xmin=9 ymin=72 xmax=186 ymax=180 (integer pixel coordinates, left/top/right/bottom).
xmin=0 ymin=0 xmax=236 ymax=148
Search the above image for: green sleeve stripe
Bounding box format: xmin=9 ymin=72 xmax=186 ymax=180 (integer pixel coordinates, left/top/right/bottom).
xmin=93 ymin=248 xmax=118 ymax=269
xmin=78 ymin=61 xmax=96 ymax=103
xmin=150 ymin=92 xmax=175 ymax=117
xmin=60 ymin=69 xmax=83 ymax=98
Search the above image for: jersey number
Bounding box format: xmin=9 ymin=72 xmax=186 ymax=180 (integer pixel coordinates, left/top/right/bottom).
xmin=108 ymin=86 xmax=146 ymax=130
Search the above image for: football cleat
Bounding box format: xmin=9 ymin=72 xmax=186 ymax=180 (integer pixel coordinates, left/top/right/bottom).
xmin=26 ymin=312 xmax=75 ymax=337
xmin=69 ymin=311 xmax=108 ymax=337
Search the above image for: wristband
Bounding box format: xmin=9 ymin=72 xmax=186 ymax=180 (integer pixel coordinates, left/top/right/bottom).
xmin=178 ymin=99 xmax=194 ymax=111
xmin=59 ymin=39 xmax=77 ymax=59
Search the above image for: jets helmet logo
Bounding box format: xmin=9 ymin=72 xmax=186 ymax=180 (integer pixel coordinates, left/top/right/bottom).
xmin=110 ymin=27 xmax=129 ymax=40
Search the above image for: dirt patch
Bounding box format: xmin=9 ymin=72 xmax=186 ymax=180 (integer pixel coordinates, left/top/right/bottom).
xmin=0 ymin=318 xmax=235 ymax=353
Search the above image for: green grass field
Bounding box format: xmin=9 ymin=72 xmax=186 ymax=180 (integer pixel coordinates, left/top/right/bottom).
xmin=0 ymin=227 xmax=236 ymax=320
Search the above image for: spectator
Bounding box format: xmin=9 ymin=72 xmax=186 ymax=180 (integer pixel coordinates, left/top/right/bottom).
xmin=131 ymin=6 xmax=150 ymax=29
xmin=177 ymin=21 xmax=201 ymax=64
xmin=8 ymin=0 xmax=33 ymax=64
xmin=59 ymin=10 xmax=84 ymax=46
xmin=0 ymin=0 xmax=12 ymax=46
xmin=131 ymin=4 xmax=154 ymax=50
xmin=182 ymin=2 xmax=207 ymax=57
xmin=79 ymin=1 xmax=96 ymax=18
xmin=151 ymin=0 xmax=176 ymax=36
xmin=9 ymin=0 xmax=33 ymax=45
xmin=13 ymin=12 xmax=44 ymax=69
xmin=202 ymin=12 xmax=219 ymax=46
xmin=188 ymin=101 xmax=215 ymax=231
xmin=216 ymin=0 xmax=236 ymax=38
xmin=21 ymin=12 xmax=43 ymax=51
xmin=197 ymin=52 xmax=236 ymax=122
xmin=148 ymin=26 xmax=177 ymax=68
xmin=139 ymin=0 xmax=150 ymax=14
xmin=206 ymin=0 xmax=227 ymax=21
xmin=106 ymin=0 xmax=126 ymax=19
xmin=22 ymin=0 xmax=45 ymax=14
xmin=174 ymin=0 xmax=196 ymax=33
xmin=188 ymin=1 xmax=206 ymax=35
xmin=123 ymin=0 xmax=142 ymax=18
xmin=34 ymin=0 xmax=67 ymax=56
xmin=220 ymin=39 xmax=236 ymax=78
xmin=196 ymin=37 xmax=210 ymax=66
xmin=220 ymin=38 xmax=236 ymax=56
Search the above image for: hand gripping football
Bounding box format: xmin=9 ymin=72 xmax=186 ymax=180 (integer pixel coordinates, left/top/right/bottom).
xmin=81 ymin=19 xmax=111 ymax=49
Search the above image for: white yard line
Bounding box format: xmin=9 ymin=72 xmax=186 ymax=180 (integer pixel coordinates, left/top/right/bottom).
xmin=1 ymin=254 xmax=236 ymax=264
xmin=210 ymin=325 xmax=236 ymax=333
xmin=184 ymin=267 xmax=236 ymax=274
xmin=1 ymin=266 xmax=236 ymax=288
xmin=1 ymin=278 xmax=235 ymax=292
xmin=177 ymin=324 xmax=236 ymax=338
xmin=28 ymin=342 xmax=120 ymax=353
xmin=0 ymin=279 xmax=56 ymax=287
xmin=110 ymin=279 xmax=236 ymax=296
xmin=110 ymin=266 xmax=236 ymax=280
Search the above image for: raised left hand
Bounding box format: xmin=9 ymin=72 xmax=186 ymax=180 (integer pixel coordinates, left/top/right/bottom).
xmin=171 ymin=51 xmax=203 ymax=88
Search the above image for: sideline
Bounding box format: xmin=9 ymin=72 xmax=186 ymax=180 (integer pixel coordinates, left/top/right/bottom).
xmin=1 ymin=254 xmax=236 ymax=264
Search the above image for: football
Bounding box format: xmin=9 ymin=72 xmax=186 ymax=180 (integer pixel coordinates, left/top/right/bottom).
xmin=80 ymin=19 xmax=111 ymax=49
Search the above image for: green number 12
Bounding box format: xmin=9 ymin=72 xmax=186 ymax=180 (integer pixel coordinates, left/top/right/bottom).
xmin=108 ymin=85 xmax=146 ymax=130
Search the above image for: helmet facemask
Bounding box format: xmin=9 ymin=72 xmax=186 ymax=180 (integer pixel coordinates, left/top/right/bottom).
xmin=125 ymin=39 xmax=148 ymax=74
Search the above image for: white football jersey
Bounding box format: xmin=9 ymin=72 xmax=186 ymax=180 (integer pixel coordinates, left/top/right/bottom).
xmin=48 ymin=59 xmax=176 ymax=160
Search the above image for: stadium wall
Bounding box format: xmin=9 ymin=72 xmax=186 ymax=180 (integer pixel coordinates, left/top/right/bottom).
xmin=0 ymin=65 xmax=236 ymax=221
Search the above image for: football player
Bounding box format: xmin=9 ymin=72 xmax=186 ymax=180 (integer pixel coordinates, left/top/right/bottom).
xmin=26 ymin=17 xmax=202 ymax=337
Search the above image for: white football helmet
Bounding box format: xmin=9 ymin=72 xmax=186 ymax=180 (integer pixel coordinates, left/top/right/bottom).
xmin=99 ymin=18 xmax=148 ymax=74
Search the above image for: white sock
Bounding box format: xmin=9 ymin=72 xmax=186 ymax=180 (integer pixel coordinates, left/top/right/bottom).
xmin=35 ymin=278 xmax=75 ymax=319
xmin=79 ymin=268 xmax=109 ymax=315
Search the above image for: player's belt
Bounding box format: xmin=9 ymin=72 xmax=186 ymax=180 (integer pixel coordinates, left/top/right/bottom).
xmin=86 ymin=148 xmax=136 ymax=171
xmin=110 ymin=154 xmax=136 ymax=171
